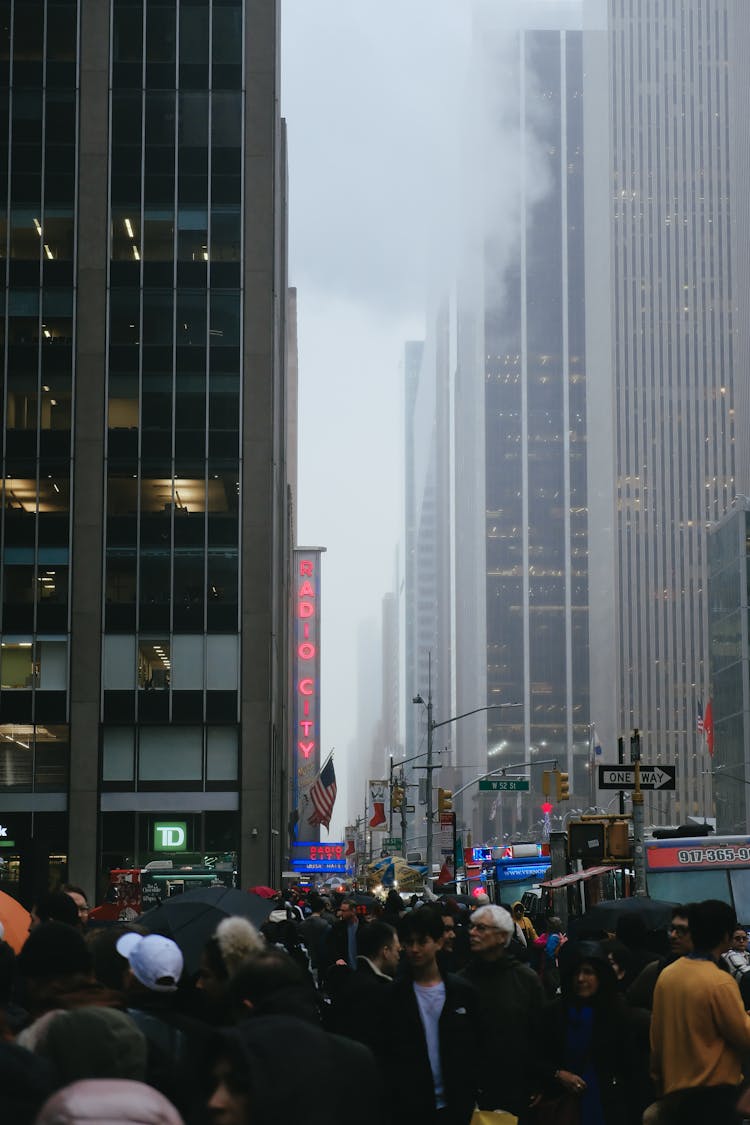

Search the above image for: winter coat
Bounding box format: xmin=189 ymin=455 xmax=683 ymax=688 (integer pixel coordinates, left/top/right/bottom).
xmin=386 ymin=970 xmax=483 ymax=1125
xmin=461 ymin=952 xmax=545 ymax=1114
xmin=208 ymin=1013 xmax=382 ymax=1125
xmin=34 ymin=1078 xmax=184 ymax=1124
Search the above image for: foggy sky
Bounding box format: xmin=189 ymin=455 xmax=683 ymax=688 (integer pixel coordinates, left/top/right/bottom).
xmin=281 ymin=1 xmax=560 ymax=834
xmin=281 ymin=1 xmax=473 ymax=833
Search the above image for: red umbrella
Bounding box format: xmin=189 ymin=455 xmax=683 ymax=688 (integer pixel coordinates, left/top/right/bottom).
xmin=246 ymin=885 xmax=277 ymax=900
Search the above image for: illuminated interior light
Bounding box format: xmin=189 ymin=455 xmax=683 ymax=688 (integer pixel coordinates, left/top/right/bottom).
xmin=132 ymin=245 xmax=140 ymax=261
xmin=44 ymin=244 xmax=54 ymax=259
xmin=124 ymin=218 xmax=134 ymax=238
xmin=43 ymin=328 xmax=51 ymax=338
xmin=42 ymin=385 xmax=50 ymax=392
xmin=33 ymin=218 xmax=42 ymax=236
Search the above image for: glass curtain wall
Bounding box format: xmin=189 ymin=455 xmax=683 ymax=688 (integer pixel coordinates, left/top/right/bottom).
xmin=0 ymin=0 xmax=78 ymax=792
xmin=104 ymin=0 xmax=242 ymax=786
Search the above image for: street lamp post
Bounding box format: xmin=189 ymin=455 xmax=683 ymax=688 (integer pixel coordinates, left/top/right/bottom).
xmin=413 ymin=669 xmax=522 ymax=879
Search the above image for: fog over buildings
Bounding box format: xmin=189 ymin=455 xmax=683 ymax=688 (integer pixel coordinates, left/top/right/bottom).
xmin=283 ymin=0 xmax=750 ymax=840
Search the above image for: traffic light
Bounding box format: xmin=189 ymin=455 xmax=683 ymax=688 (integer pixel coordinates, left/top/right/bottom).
xmin=391 ymin=784 xmax=404 ymax=810
xmin=556 ymin=771 xmax=570 ymax=802
xmin=542 ymin=771 xmax=552 ymax=797
xmin=438 ymin=788 xmax=453 ymax=814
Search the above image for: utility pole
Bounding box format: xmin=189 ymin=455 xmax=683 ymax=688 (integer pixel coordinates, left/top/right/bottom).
xmin=413 ymin=653 xmax=522 ymax=884
xmin=631 ymin=728 xmax=647 ymax=895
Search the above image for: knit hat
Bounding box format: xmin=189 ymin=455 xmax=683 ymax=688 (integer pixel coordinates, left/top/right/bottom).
xmin=17 ymin=922 xmax=92 ymax=980
xmin=39 ymin=1007 xmax=148 ymax=1084
xmin=116 ymin=933 xmax=183 ymax=993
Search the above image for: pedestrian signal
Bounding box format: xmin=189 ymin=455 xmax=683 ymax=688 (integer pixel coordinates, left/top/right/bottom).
xmin=438 ymin=788 xmax=453 ymax=814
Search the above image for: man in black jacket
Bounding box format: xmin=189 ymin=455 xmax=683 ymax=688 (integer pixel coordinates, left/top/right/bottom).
xmin=386 ymin=907 xmax=481 ymax=1125
xmin=324 ymin=920 xmax=399 ymax=1067
xmin=460 ymin=903 xmax=545 ymax=1116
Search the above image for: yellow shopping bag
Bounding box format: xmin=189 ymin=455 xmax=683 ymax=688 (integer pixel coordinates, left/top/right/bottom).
xmin=470 ymin=1111 xmax=519 ymax=1125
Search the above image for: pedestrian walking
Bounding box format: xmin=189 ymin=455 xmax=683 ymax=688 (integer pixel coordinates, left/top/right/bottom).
xmin=532 ymin=942 xmax=647 ymax=1125
xmin=650 ymin=898 xmax=750 ymax=1125
xmin=461 ymin=903 xmax=545 ymax=1117
xmin=387 ymin=906 xmax=482 ymax=1125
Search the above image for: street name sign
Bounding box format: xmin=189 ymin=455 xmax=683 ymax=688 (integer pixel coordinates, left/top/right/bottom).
xmin=598 ymin=765 xmax=676 ymax=791
xmin=384 ymin=837 xmax=402 ymax=849
xmin=479 ymin=779 xmax=530 ymax=792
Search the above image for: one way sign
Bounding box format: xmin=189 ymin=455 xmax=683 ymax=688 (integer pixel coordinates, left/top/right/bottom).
xmin=598 ymin=764 xmax=676 ymax=791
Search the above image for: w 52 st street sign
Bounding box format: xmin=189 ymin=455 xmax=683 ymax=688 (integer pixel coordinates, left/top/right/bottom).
xmin=598 ymin=765 xmax=676 ymax=791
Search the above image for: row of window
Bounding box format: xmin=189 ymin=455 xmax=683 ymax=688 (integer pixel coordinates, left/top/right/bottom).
xmin=103 ymin=723 xmax=238 ymax=783
xmin=103 ymin=633 xmax=238 ymax=691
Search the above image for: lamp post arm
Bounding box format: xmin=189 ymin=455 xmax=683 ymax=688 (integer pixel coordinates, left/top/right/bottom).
xmin=431 ymin=702 xmax=522 ymax=732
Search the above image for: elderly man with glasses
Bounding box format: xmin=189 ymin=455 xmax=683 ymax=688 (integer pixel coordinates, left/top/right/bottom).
xmin=460 ymin=904 xmax=545 ymax=1118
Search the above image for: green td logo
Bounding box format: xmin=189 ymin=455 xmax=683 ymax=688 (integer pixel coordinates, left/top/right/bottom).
xmin=154 ymin=822 xmax=187 ymax=851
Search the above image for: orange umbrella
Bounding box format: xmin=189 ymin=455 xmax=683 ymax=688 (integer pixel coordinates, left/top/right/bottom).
xmin=0 ymin=890 xmax=31 ymax=953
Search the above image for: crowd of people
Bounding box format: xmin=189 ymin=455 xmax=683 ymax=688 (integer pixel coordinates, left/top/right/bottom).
xmin=2 ymin=884 xmax=750 ymax=1123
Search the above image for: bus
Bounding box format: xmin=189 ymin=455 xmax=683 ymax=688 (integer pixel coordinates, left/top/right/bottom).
xmin=645 ymin=835 xmax=750 ymax=919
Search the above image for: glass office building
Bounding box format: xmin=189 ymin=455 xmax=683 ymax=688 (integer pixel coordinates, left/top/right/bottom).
xmin=0 ymin=0 xmax=289 ymax=903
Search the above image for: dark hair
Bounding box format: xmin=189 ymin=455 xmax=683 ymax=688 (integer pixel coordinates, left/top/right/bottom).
xmin=398 ymin=906 xmax=444 ymax=943
xmin=671 ymin=904 xmax=691 ymax=919
xmin=357 ymin=921 xmax=397 ymax=961
xmin=230 ymin=948 xmax=306 ymax=1008
xmin=202 ymin=935 xmax=228 ymax=982
xmin=307 ymin=893 xmax=326 ymax=914
xmin=60 ymin=884 xmax=88 ymax=903
xmin=17 ymin=921 xmax=92 ymax=980
xmin=33 ymin=891 xmax=80 ymax=928
xmin=85 ymin=925 xmax=135 ymax=991
xmin=687 ymin=900 xmax=736 ymax=953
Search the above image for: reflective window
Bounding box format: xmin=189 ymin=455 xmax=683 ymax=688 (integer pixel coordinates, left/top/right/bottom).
xmin=102 ymin=727 xmax=135 ymax=782
xmin=139 ymin=726 xmax=201 ymax=781
xmin=104 ymin=634 xmax=137 ymax=690
xmin=206 ymin=726 xmax=238 ymax=781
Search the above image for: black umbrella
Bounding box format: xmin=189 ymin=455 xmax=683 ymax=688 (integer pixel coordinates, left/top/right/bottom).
xmin=570 ymin=896 xmax=679 ymax=939
xmin=139 ymin=886 xmax=274 ymax=974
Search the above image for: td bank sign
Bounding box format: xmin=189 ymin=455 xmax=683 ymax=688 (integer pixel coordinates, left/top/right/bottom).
xmin=153 ymin=822 xmax=188 ymax=851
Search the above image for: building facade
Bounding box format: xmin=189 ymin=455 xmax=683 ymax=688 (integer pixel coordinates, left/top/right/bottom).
xmin=454 ymin=0 xmax=591 ymax=843
xmin=585 ymin=0 xmax=750 ymax=823
xmin=0 ymin=0 xmax=289 ymax=904
xmin=708 ymin=499 xmax=750 ymax=833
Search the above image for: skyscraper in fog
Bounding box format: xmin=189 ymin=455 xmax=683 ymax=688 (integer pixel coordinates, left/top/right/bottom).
xmin=0 ymin=0 xmax=290 ymax=901
xmin=453 ymin=0 xmax=590 ymax=842
xmin=585 ymin=0 xmax=750 ymax=822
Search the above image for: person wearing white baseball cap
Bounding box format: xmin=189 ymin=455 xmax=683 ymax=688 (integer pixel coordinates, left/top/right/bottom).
xmin=116 ymin=932 xmax=184 ymax=993
xmin=116 ymin=931 xmax=208 ymax=1117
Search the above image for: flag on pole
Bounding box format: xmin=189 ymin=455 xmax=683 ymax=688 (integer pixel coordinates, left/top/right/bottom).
xmin=704 ymin=699 xmax=714 ymax=757
xmin=697 ymin=699 xmax=705 ymax=735
xmin=308 ymin=756 xmax=337 ymax=828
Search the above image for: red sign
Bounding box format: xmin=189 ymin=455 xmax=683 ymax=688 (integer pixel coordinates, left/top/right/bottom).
xmin=646 ymin=840 xmax=750 ymax=871
xmin=292 ymin=549 xmax=324 ymax=838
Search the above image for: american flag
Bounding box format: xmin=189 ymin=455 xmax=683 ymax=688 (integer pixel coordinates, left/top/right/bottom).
xmin=308 ymin=757 xmax=337 ymax=828
xmin=697 ymin=700 xmax=705 ymax=734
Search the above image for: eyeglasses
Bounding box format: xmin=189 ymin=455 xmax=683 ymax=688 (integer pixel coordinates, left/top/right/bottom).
xmin=469 ymin=923 xmax=500 ymax=933
xmin=734 ymin=934 xmax=748 ymax=942
xmin=669 ymin=924 xmax=689 ymax=935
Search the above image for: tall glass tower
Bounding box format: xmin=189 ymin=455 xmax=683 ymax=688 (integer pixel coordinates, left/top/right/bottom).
xmin=0 ymin=0 xmax=289 ymax=903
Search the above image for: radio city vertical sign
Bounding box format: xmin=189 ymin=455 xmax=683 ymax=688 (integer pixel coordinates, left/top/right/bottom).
xmin=292 ymin=548 xmax=325 ymax=841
